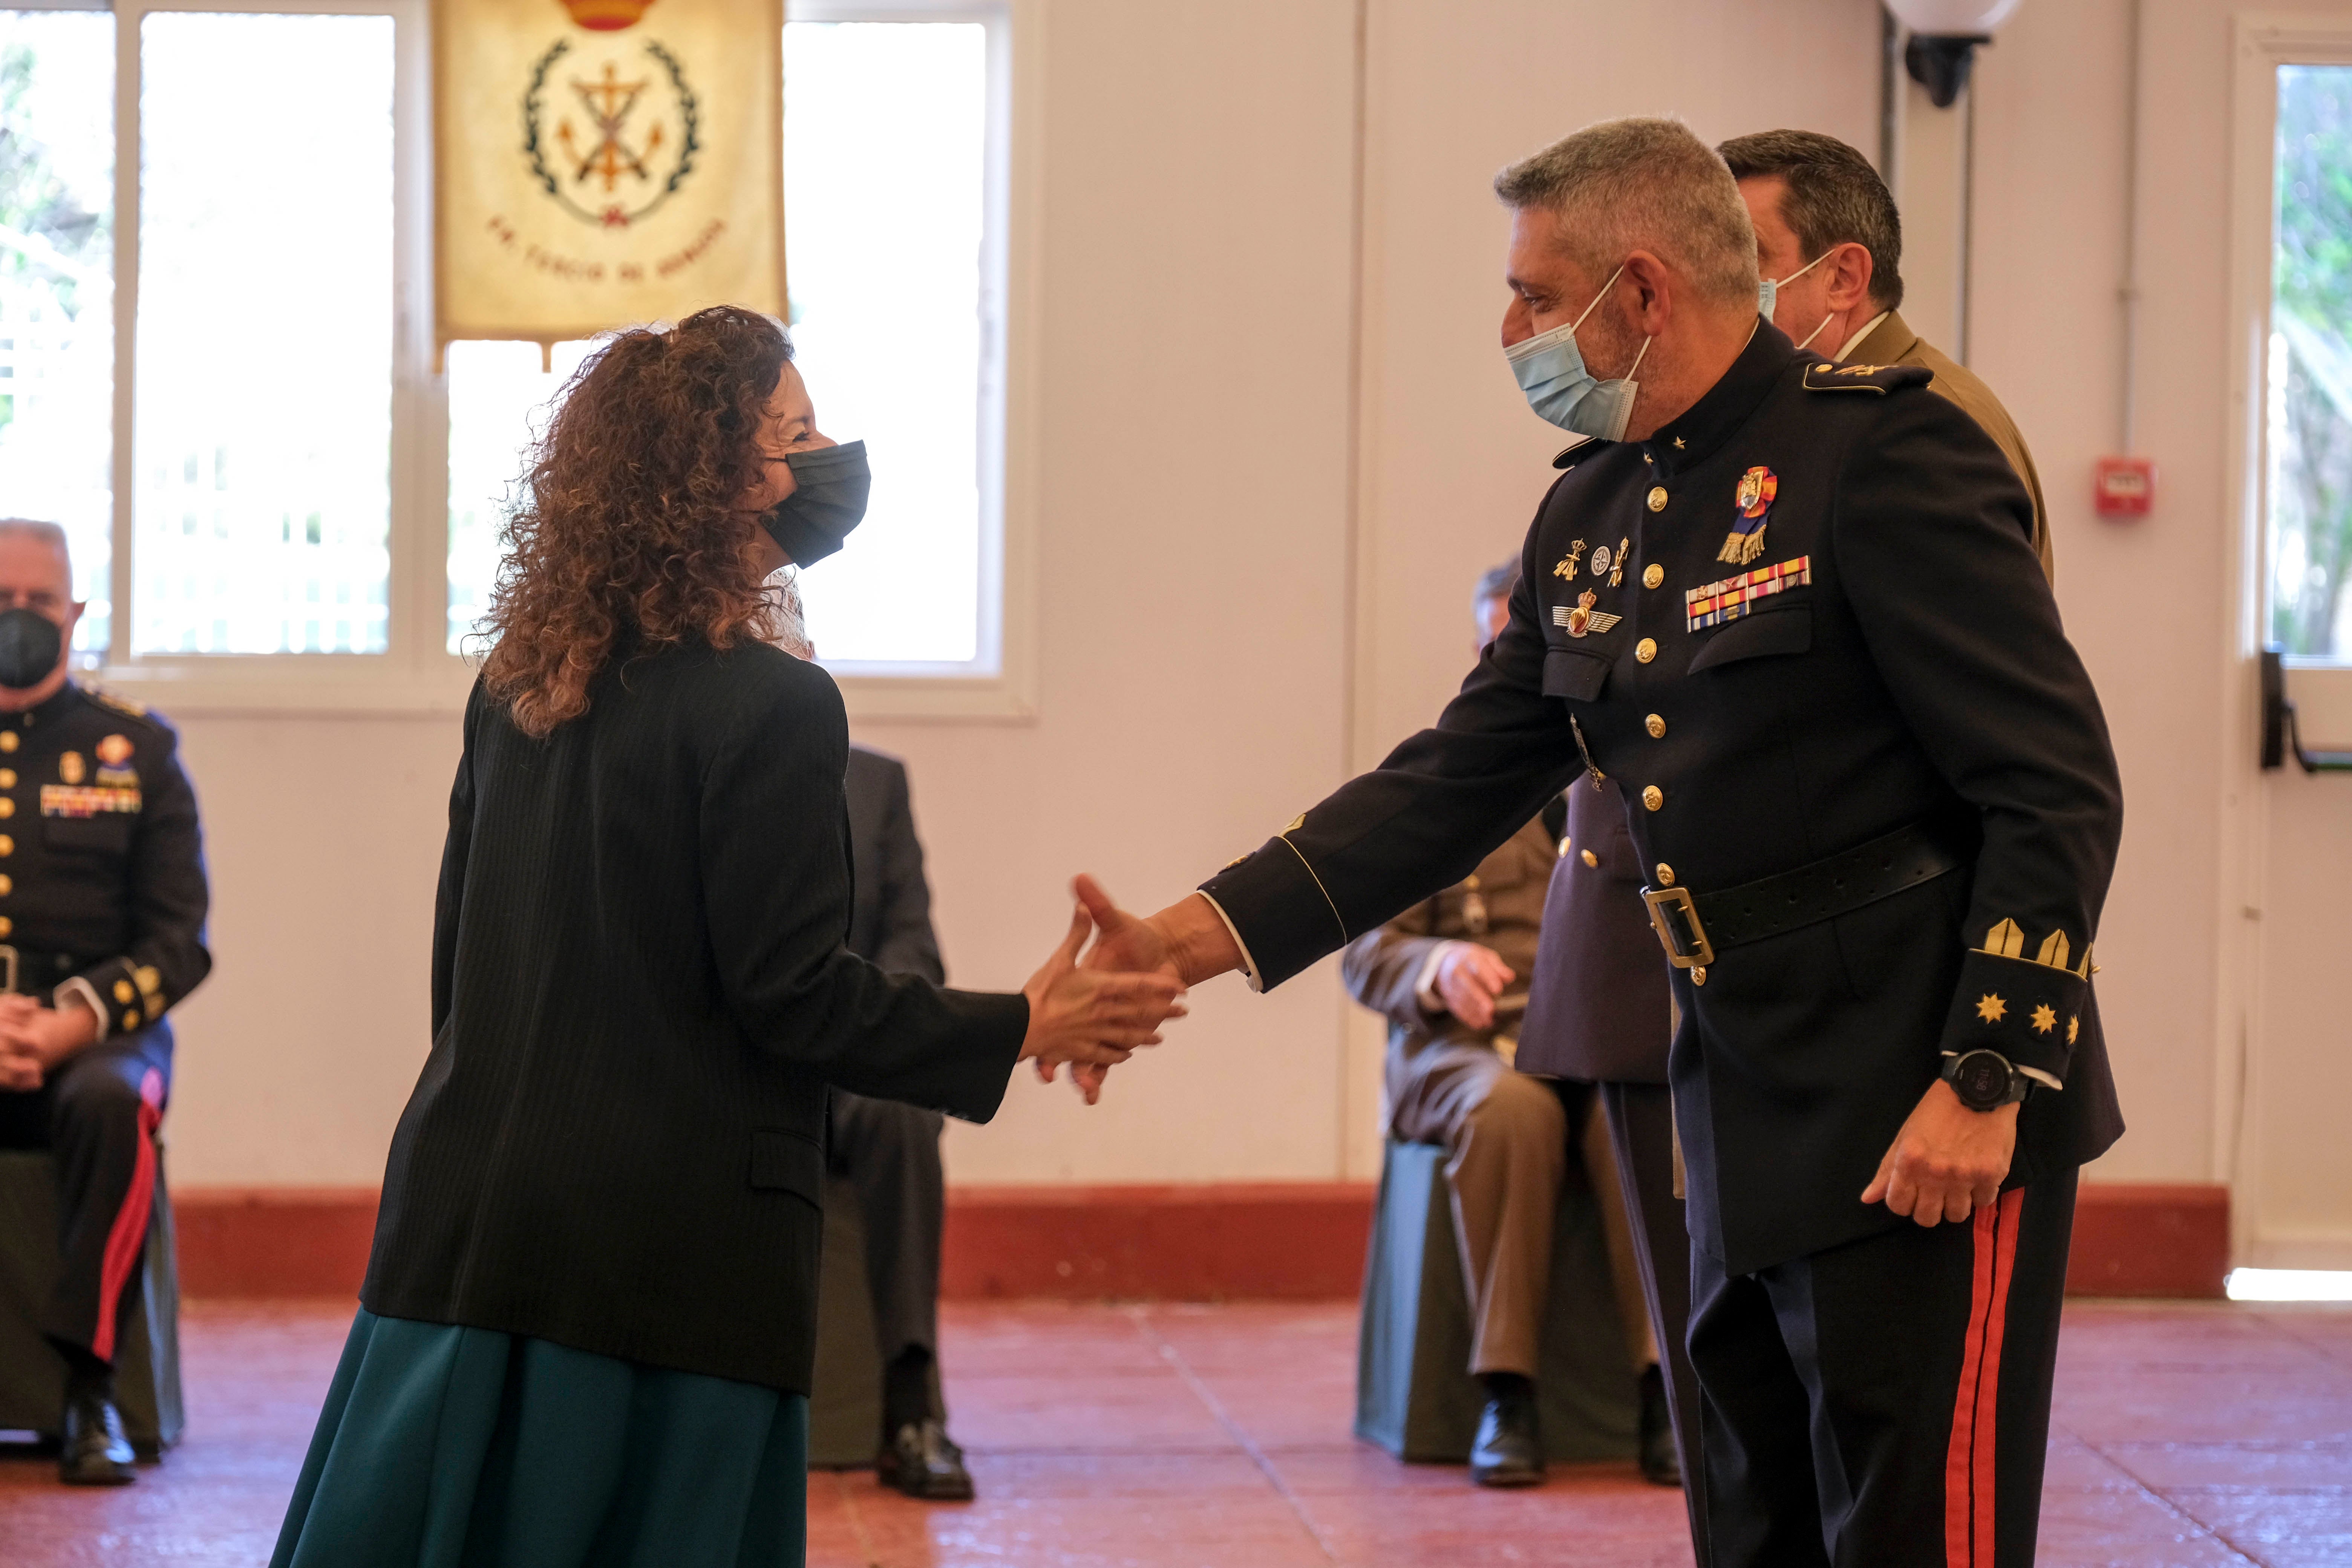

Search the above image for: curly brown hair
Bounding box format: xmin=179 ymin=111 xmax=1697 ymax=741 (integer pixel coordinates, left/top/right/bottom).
xmin=479 ymin=305 xmax=792 ymax=738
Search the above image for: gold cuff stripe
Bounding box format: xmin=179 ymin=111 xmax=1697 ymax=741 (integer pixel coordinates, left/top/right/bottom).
xmin=1278 ymin=834 xmax=1350 ymax=948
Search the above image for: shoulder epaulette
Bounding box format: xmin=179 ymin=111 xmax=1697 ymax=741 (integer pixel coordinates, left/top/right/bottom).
xmin=1551 ymin=434 xmax=1601 ymax=469
xmin=86 ymin=686 xmax=162 ymax=726
xmin=1802 ymin=360 xmax=1935 ymax=395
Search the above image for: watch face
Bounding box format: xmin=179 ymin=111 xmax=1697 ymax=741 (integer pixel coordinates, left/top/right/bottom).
xmin=1952 ymin=1051 xmax=2012 ymax=1110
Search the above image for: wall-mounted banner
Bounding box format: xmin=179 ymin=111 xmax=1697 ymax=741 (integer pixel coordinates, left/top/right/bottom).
xmin=435 ymin=0 xmax=784 ymax=353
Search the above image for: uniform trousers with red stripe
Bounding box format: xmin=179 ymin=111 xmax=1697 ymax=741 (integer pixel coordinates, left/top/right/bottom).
xmin=1688 ymin=1166 xmax=2077 ymax=1568
xmin=0 ymin=1028 xmax=172 ymax=1368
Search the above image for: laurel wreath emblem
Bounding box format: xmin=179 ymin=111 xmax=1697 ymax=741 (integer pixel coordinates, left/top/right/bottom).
xmin=521 ymin=37 xmax=701 ymax=228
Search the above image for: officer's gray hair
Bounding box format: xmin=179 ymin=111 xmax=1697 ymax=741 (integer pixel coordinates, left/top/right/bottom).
xmin=0 ymin=519 xmax=72 ymax=568
xmin=1718 ymin=130 xmax=1905 ymax=312
xmin=1493 ymin=117 xmax=1758 ymax=308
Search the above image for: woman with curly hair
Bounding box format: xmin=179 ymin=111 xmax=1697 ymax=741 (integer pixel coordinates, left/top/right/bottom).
xmin=268 ymin=306 xmax=1183 ymax=1568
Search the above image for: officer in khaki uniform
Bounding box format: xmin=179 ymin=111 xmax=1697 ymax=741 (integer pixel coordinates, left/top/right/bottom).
xmin=0 ymin=520 xmax=210 ymax=1487
xmin=1720 ymin=129 xmax=2052 ymax=580
xmin=1341 ymin=564 xmax=1667 ymax=1488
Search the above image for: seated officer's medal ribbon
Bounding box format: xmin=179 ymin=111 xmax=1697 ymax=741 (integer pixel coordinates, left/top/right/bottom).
xmin=1718 ymin=466 xmax=1778 ymax=565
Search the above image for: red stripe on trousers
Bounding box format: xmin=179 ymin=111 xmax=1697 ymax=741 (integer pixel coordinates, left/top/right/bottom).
xmin=1944 ymin=1187 xmax=2026 ymax=1568
xmin=90 ymin=1068 xmax=164 ymax=1362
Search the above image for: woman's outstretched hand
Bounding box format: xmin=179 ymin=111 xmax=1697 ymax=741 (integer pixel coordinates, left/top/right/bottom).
xmin=1020 ymin=899 xmax=1187 ymax=1103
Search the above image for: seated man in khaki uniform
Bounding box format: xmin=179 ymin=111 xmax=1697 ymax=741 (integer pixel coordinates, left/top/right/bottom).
xmin=1341 ymin=562 xmax=1669 ymax=1490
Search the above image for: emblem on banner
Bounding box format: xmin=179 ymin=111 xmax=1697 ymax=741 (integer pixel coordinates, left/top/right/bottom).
xmin=524 ymin=36 xmax=701 ymax=228
xmin=1717 ymin=466 xmax=1778 ymax=565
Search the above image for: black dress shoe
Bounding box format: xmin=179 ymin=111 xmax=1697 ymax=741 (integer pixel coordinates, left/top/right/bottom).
xmin=59 ymin=1386 xmax=136 ymax=1487
xmin=877 ymin=1419 xmax=975 ymax=1501
xmin=1637 ymin=1364 xmax=1682 ymax=1488
xmin=1469 ymin=1384 xmax=1544 ymax=1488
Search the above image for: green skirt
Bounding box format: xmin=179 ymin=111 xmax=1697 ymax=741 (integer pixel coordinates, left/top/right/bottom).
xmin=271 ymin=1309 xmax=808 ymax=1568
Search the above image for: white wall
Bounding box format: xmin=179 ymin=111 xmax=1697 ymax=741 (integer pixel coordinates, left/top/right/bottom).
xmin=164 ymin=0 xmax=2294 ymax=1202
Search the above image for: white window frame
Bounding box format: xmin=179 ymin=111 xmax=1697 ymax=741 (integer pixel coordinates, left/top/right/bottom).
xmin=2215 ymin=12 xmax=2352 ymax=1237
xmin=37 ymin=0 xmax=1035 ymax=719
xmin=792 ymin=0 xmax=1037 ymax=720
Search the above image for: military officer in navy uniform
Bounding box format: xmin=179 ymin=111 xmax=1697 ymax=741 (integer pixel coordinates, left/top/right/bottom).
xmin=0 ymin=519 xmax=211 ymax=1487
xmin=1077 ymin=119 xmax=2122 ymax=1567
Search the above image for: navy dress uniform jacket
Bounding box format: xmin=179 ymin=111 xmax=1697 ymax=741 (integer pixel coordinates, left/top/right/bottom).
xmin=0 ymin=683 xmax=210 ymax=1026
xmin=361 ymin=640 xmax=1027 ymax=1394
xmin=1202 ymin=323 xmax=2125 ymax=1278
xmin=1515 ymin=777 xmax=1670 ymax=1085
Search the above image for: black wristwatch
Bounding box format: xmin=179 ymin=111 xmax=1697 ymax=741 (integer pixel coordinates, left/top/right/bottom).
xmin=1942 ymin=1049 xmax=2031 ymax=1112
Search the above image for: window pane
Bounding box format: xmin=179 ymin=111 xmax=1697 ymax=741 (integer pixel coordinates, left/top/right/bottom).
xmin=784 ymin=21 xmax=986 ymax=665
xmin=0 ymin=12 xmax=113 ymax=654
xmin=135 ymin=14 xmax=393 ymax=655
xmin=446 ymin=339 xmax=592 ymax=654
xmin=2269 ymin=64 xmax=2352 ymax=662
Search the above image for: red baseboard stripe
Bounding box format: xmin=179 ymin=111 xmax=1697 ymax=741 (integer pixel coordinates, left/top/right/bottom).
xmin=174 ymin=1187 xmax=379 ymax=1300
xmin=939 ymin=1182 xmax=1374 ymax=1301
xmin=2064 ymin=1182 xmax=2230 ymax=1299
xmin=169 ymin=1179 xmax=2227 ymax=1302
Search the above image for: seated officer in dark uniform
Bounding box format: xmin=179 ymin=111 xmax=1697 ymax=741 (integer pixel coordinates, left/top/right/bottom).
xmin=833 ymin=743 xmax=976 ymax=1501
xmin=1081 ymin=118 xmax=2123 ymax=1568
xmin=0 ymin=519 xmax=210 ymax=1487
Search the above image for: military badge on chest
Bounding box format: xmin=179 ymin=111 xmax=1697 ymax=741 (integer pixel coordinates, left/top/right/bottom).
xmin=1550 ymin=539 xmax=1623 ymax=638
xmin=1718 ymin=466 xmax=1778 ymax=565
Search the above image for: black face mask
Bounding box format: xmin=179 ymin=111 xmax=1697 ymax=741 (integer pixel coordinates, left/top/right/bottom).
xmin=0 ymin=607 xmax=63 ymax=691
xmin=759 ymin=441 xmax=870 ymax=568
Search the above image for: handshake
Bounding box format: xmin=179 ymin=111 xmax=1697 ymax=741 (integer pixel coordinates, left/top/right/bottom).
xmin=1012 ymin=874 xmax=1246 ymax=1106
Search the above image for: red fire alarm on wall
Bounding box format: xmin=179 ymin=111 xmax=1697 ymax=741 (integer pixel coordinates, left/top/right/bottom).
xmin=2093 ymin=456 xmax=2156 ymax=518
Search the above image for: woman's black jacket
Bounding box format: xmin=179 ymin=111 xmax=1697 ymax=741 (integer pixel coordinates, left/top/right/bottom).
xmin=360 ymin=639 xmax=1026 ymax=1392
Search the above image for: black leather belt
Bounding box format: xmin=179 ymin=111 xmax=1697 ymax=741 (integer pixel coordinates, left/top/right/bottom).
xmin=1641 ymin=821 xmax=1969 ymax=972
xmin=0 ymin=947 xmax=83 ymax=996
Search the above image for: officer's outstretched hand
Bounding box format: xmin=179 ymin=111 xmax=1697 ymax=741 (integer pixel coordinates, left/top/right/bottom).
xmin=1057 ymin=876 xmax=1242 ymax=1102
xmin=1020 ymin=897 xmax=1189 ymax=1105
xmin=1860 ymin=1079 xmax=2019 ymax=1227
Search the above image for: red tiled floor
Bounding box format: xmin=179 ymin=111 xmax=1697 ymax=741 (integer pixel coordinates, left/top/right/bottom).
xmin=0 ymin=1297 xmax=2344 ymax=1565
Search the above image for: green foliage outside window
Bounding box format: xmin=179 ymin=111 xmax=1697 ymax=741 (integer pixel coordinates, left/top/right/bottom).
xmin=2272 ymin=66 xmax=2352 ymax=658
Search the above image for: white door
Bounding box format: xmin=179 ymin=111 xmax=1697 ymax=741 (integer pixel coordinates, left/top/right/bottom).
xmin=2228 ymin=25 xmax=2352 ymax=1277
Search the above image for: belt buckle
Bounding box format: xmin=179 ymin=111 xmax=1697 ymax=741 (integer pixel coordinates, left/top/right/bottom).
xmin=0 ymin=945 xmax=18 ymax=996
xmin=1640 ymin=886 xmax=1715 ymax=969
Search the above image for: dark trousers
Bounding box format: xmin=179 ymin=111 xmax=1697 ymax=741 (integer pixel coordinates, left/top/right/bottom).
xmin=0 ymin=1028 xmax=174 ymax=1365
xmin=1689 ymin=1166 xmax=2078 ymax=1568
xmin=1599 ymin=1081 xmax=1710 ymax=1568
xmin=825 ymin=1089 xmax=945 ymax=1380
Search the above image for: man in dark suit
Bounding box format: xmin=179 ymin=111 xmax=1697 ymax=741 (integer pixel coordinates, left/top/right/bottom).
xmin=833 ymin=745 xmax=974 ymax=1501
xmin=1087 ymin=118 xmax=2123 ymax=1566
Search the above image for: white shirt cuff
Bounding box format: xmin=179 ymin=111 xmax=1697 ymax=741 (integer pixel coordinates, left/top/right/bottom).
xmin=54 ymin=976 xmax=109 ymax=1041
xmin=1195 ymin=891 xmax=1264 ymax=994
xmin=1414 ymin=941 xmax=1462 ymax=1013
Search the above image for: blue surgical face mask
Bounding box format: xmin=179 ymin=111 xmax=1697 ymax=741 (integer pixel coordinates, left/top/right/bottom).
xmin=1758 ymin=249 xmax=1837 ymax=349
xmin=1504 ymin=262 xmax=1652 ymax=443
